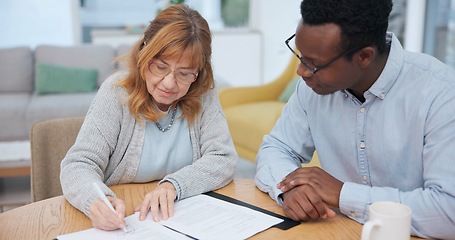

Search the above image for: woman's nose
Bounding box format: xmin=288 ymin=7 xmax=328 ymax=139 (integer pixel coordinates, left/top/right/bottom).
xmin=161 ymin=72 xmax=178 ymax=88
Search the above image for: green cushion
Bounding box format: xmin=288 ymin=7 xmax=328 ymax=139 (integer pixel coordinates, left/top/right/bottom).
xmin=35 ymin=63 xmax=98 ymax=95
xmin=278 ymin=76 xmax=299 ymax=102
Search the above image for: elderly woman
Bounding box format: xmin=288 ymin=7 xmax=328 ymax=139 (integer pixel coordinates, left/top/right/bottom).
xmin=60 ymin=4 xmax=237 ymax=231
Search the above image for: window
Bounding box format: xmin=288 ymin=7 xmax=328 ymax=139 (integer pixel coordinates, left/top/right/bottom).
xmin=80 ymin=0 xmax=251 ymax=43
xmin=423 ymin=0 xmax=455 ymax=67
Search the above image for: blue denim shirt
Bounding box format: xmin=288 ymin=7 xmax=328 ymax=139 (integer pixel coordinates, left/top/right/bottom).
xmin=255 ymin=33 xmax=455 ymax=239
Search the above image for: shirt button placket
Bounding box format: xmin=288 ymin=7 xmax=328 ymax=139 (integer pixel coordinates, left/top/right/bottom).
xmin=357 ymin=106 xmax=370 ymax=185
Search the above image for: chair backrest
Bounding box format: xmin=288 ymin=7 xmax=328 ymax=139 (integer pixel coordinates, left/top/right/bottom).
xmin=30 ymin=117 xmax=84 ymax=202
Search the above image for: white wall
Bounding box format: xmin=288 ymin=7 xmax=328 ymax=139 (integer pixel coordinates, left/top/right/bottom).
xmin=250 ymin=0 xmax=301 ymax=84
xmin=211 ymin=31 xmax=262 ymax=86
xmin=84 ymin=0 xmax=301 ymax=86
xmin=80 ymin=0 xmax=157 ymax=27
xmin=0 ymin=0 xmax=300 ymax=86
xmin=0 ymin=0 xmax=80 ymax=48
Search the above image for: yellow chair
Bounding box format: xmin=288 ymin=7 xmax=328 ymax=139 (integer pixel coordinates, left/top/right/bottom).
xmin=218 ymin=56 xmax=299 ymax=162
xmin=219 ymin=56 xmax=320 ymax=167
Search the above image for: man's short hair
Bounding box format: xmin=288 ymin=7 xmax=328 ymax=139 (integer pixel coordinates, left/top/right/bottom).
xmin=300 ymin=0 xmax=393 ymax=54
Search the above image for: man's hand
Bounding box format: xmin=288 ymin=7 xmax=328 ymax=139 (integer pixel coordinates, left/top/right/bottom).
xmin=277 ymin=166 xmax=343 ymax=208
xmin=135 ymin=181 xmax=177 ymax=222
xmin=281 ymin=184 xmax=337 ymax=221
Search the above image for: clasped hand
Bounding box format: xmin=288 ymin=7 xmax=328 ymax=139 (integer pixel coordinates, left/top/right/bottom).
xmin=277 ymin=167 xmax=343 ymax=221
xmin=89 ymin=181 xmax=177 ymax=230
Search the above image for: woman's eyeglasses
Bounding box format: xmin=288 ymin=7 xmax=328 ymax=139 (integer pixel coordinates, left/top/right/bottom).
xmin=148 ymin=61 xmax=198 ymax=85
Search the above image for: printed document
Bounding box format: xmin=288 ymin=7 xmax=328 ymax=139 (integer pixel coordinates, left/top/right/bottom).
xmin=57 ymin=194 xmax=283 ymax=240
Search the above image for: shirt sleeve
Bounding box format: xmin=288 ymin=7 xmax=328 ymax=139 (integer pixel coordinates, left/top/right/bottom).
xmin=255 ymin=81 xmax=316 ymax=205
xmin=340 ymin=88 xmax=455 ymax=239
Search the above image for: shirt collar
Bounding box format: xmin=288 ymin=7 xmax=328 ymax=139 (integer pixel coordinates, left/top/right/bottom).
xmin=367 ymin=32 xmax=404 ymax=100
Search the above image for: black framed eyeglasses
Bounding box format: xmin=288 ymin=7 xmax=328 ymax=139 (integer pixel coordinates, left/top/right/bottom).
xmin=285 ymin=34 xmax=363 ymax=75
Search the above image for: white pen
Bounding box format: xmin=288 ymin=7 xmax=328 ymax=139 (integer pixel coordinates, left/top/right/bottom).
xmin=92 ymin=182 xmax=128 ymax=233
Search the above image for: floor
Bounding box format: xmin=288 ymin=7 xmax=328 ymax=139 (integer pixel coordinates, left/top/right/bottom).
xmin=0 ymin=157 xmax=256 ymax=213
xmin=0 ymin=175 xmax=31 ymax=212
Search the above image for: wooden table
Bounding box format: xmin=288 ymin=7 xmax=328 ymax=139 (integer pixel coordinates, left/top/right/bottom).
xmin=0 ymin=179 xmax=423 ymax=240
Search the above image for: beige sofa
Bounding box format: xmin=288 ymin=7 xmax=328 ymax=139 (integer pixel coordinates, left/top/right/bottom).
xmin=0 ymin=44 xmax=130 ymax=141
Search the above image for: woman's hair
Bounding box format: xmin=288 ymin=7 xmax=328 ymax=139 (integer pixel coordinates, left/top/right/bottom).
xmin=300 ymin=0 xmax=393 ymax=57
xmin=117 ymin=4 xmax=213 ymax=125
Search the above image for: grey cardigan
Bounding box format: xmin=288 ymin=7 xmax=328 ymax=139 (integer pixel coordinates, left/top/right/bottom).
xmin=60 ymin=72 xmax=238 ymax=216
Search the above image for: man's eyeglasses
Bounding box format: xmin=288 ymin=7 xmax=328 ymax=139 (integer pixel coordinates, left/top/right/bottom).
xmin=285 ymin=34 xmax=363 ymax=75
xmin=148 ymin=61 xmax=198 ymax=85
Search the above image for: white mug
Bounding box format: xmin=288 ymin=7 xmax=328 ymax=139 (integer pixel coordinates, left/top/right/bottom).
xmin=361 ymin=201 xmax=411 ymax=240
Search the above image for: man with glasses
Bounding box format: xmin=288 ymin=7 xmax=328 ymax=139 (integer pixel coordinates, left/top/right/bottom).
xmin=255 ymin=0 xmax=455 ymax=239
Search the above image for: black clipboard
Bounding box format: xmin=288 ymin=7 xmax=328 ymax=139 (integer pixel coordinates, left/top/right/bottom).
xmin=204 ymin=191 xmax=300 ymax=230
xmin=54 ymin=191 xmax=301 ymax=240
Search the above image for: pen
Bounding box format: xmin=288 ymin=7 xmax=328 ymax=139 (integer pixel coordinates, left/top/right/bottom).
xmin=92 ymin=182 xmax=128 ymax=233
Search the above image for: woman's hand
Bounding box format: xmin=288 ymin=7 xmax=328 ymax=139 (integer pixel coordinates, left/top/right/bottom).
xmin=135 ymin=181 xmax=177 ymax=222
xmin=89 ymin=196 xmax=126 ymax=230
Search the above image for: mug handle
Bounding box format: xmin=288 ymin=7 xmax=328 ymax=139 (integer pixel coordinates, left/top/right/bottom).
xmin=361 ymin=219 xmax=382 ymax=240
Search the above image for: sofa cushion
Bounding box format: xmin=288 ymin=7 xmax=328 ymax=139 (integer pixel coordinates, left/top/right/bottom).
xmin=0 ymin=46 xmax=34 ymax=93
xmin=26 ymin=93 xmax=96 ymax=133
xmin=35 ymin=63 xmax=98 ymax=95
xmin=0 ymin=94 xmax=31 ymax=140
xmin=35 ymin=45 xmax=116 ymax=87
xmin=224 ymin=101 xmax=286 ymax=159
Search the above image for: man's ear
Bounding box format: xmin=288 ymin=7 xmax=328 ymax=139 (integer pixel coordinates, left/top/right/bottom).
xmin=356 ymin=47 xmax=375 ymax=68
